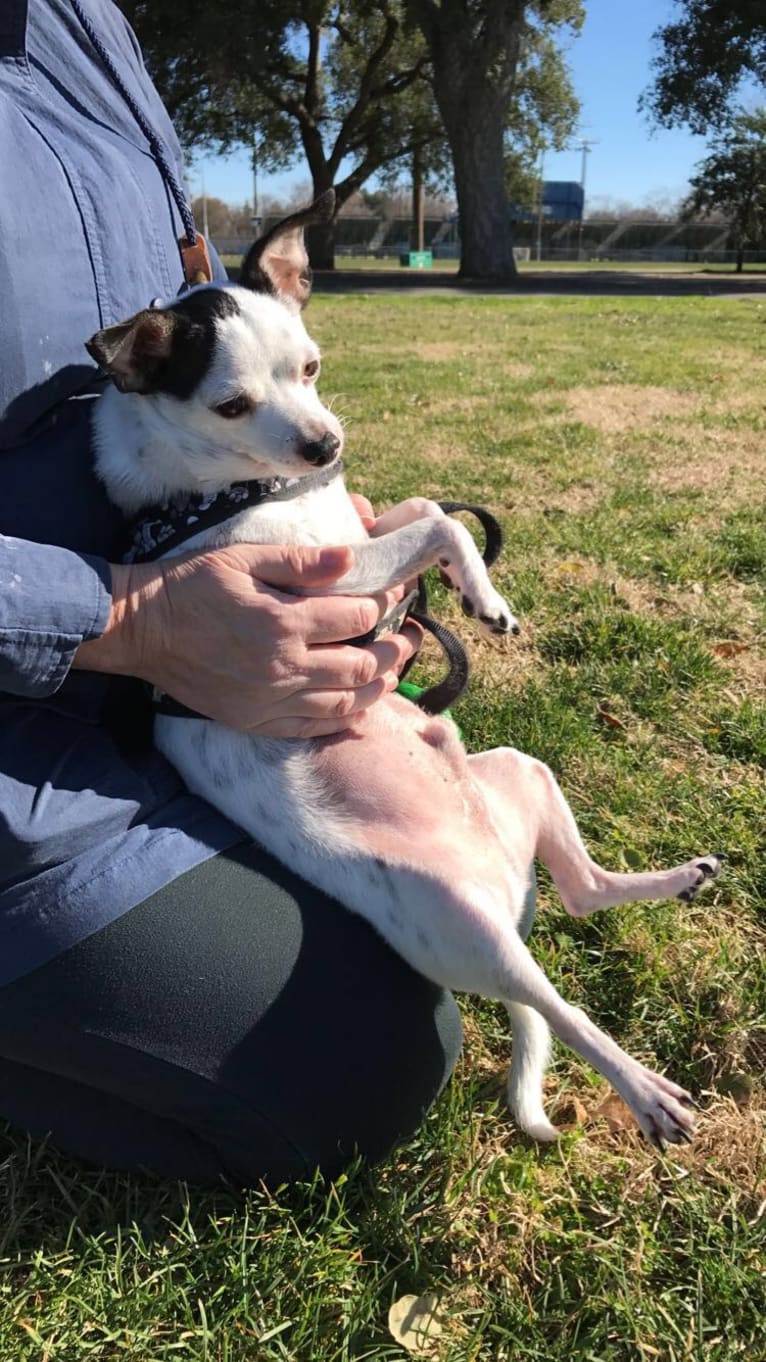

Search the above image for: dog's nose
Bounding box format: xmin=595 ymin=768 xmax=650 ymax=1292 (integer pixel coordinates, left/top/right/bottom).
xmin=301 ymin=432 xmax=340 ymax=466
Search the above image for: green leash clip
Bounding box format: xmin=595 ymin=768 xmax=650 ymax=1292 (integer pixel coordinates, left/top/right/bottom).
xmin=396 ymin=680 xmax=462 ymax=738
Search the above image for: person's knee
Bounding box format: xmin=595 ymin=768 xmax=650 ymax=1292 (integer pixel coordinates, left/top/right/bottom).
xmin=220 ymin=978 xmax=463 ymax=1186
xmin=314 ymin=981 xmax=463 ymax=1174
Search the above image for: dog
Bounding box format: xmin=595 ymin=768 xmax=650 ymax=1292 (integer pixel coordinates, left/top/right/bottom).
xmin=86 ymin=194 xmax=721 ymax=1149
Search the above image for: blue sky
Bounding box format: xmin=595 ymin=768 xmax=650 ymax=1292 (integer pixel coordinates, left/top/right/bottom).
xmin=189 ymin=0 xmax=734 ymax=214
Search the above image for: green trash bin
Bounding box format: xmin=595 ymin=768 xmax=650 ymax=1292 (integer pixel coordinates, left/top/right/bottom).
xmin=399 ymin=250 xmax=433 ymax=269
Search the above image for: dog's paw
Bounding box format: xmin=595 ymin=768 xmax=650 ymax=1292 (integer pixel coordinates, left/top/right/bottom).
xmin=460 ymin=588 xmax=520 ymax=637
xmin=627 ymin=1067 xmax=697 ymax=1149
xmin=677 ymin=853 xmax=725 ymax=903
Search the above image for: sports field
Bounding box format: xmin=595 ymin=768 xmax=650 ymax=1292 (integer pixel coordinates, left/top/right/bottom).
xmin=2 ymin=294 xmax=764 ymax=1360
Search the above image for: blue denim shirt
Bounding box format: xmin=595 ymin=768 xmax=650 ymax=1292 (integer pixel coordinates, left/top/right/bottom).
xmin=0 ymin=0 xmax=241 ymax=985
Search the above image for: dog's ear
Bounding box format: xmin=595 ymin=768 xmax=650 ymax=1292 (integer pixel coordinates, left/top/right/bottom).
xmin=86 ymin=310 xmax=176 ymax=393
xmin=239 ymin=189 xmax=335 ymax=310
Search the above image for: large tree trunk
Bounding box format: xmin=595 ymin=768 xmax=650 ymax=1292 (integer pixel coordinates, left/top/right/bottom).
xmin=307 ymin=215 xmax=337 ymax=271
xmin=446 ymin=92 xmax=517 ymax=280
xmin=408 ymin=0 xmax=525 ymax=283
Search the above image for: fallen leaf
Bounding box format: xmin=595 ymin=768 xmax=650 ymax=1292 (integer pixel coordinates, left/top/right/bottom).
xmin=711 ymin=640 xmax=750 ymax=658
xmin=594 ymin=1092 xmax=634 ymax=1132
xmin=597 ymin=704 xmax=628 ymax=731
xmin=717 ymin=1072 xmax=755 ymax=1102
xmin=388 ymin=1293 xmax=444 ymax=1355
xmin=552 ymin=1093 xmax=588 ymax=1129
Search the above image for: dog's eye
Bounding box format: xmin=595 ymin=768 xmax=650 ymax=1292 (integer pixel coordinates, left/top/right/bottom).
xmin=303 ymin=359 xmax=320 ymax=381
xmin=214 ymin=394 xmax=251 ymax=419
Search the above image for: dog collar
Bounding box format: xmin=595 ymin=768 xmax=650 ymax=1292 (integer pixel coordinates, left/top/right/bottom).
xmin=126 ymin=460 xmax=344 ymax=563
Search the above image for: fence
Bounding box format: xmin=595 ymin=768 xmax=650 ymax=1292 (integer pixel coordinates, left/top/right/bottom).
xmin=212 ymin=216 xmax=766 ymax=266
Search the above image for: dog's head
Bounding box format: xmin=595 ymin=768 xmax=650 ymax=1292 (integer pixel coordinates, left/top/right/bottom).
xmin=87 ymin=191 xmax=343 ymax=504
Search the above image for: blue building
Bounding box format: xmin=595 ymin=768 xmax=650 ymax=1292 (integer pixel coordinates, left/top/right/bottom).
xmin=511 ymin=180 xmax=584 ymax=222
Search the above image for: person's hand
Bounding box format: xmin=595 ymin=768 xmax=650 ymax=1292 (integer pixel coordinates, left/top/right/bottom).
xmin=74 ymin=543 xmax=421 ymax=737
xmin=349 ymin=492 xmax=376 ymax=532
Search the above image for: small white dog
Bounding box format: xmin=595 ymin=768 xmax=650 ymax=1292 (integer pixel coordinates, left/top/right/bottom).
xmin=87 ymin=195 xmax=720 ymax=1148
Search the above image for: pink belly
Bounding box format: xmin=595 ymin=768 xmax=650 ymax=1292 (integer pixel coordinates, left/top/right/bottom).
xmin=315 ymin=694 xmax=506 ymax=876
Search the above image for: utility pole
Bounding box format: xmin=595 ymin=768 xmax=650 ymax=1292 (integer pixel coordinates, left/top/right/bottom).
xmin=535 ymin=144 xmax=546 ymax=263
xmin=251 ymin=130 xmax=261 ymax=231
xmin=573 ymin=137 xmax=599 ymax=258
xmin=200 ymin=166 xmax=209 ymax=240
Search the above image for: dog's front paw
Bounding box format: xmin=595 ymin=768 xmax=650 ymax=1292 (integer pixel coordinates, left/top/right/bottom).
xmin=460 ymin=587 xmax=519 ymax=637
xmin=677 ymin=853 xmax=725 ymax=903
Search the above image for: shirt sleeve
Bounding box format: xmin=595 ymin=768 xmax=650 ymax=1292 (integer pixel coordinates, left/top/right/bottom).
xmin=0 ymin=536 xmax=112 ymax=698
xmin=208 ymin=239 xmax=229 ymax=284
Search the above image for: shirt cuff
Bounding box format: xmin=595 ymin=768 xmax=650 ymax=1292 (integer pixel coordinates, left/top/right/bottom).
xmin=0 ymin=537 xmax=112 ymax=697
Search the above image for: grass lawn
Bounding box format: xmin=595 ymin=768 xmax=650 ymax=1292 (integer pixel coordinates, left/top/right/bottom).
xmin=2 ymin=295 xmax=765 ymax=1360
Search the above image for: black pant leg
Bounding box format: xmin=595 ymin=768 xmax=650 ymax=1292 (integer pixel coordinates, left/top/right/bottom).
xmin=0 ymin=843 xmax=463 ymax=1185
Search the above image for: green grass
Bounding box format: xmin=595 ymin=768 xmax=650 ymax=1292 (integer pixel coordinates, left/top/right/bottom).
xmin=2 ymin=296 xmax=765 ymax=1360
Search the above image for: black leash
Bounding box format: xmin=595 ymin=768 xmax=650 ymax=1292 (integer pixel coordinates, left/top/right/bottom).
xmin=404 ymin=609 xmax=471 ymax=714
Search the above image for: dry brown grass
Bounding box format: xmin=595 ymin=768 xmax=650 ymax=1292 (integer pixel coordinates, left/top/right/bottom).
xmin=533 ymin=381 xmax=766 ymax=432
xmin=418 ymin=550 xmax=765 ymax=710
xmin=558 ymin=384 xmax=702 ymax=433
xmin=646 ymin=423 xmax=766 ymax=497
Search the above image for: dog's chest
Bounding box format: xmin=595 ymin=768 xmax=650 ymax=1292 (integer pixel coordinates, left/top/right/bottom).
xmin=170 ymin=477 xmax=368 ymax=556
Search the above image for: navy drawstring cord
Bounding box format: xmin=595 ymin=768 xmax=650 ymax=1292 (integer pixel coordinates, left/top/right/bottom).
xmin=70 ymin=0 xmax=197 ymax=246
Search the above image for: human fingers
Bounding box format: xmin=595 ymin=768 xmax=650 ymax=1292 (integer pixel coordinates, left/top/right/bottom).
xmin=245 ymin=671 xmax=399 ymax=732
xmin=250 ymin=712 xmax=378 ymax=740
xmin=225 ymin=542 xmax=354 ymax=590
xmin=274 ymin=588 xmax=407 ymax=648
xmin=299 ymin=624 xmax=421 ymax=691
xmin=365 ymin=622 xmax=422 ymax=675
xmin=349 ymin=493 xmax=375 ymax=530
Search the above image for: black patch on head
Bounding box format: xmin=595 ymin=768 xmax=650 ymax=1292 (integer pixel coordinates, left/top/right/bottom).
xmin=155 ymin=289 xmax=242 ymax=399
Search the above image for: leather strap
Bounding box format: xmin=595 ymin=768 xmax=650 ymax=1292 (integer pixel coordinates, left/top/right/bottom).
xmin=180 ymin=233 xmax=212 ymax=286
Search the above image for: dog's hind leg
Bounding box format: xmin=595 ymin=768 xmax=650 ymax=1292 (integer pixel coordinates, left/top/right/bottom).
xmin=506 ymin=1001 xmax=557 ymax=1141
xmin=360 ymin=859 xmax=696 ymax=1146
xmin=468 ymin=748 xmax=723 ymax=917
xmin=494 ymin=935 xmax=695 ymax=1146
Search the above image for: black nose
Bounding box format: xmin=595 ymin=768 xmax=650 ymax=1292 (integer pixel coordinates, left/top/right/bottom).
xmin=301 ymin=432 xmax=340 ymax=466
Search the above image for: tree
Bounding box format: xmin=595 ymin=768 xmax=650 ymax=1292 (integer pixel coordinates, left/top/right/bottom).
xmin=120 ymin=0 xmax=580 ymax=276
xmin=405 ymin=0 xmax=583 ymax=279
xmin=504 ymin=25 xmax=581 ymax=216
xmin=120 ymin=0 xmax=442 ymax=268
xmin=683 ymin=109 xmax=766 ymax=271
xmin=189 ymin=195 xmax=236 ymax=237
xmin=642 ymin=1 xmax=766 ymax=133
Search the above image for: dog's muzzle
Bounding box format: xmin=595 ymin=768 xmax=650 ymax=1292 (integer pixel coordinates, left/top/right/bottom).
xmin=301 ymin=432 xmax=341 ymax=466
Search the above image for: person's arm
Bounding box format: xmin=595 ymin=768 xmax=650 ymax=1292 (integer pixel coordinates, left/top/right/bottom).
xmin=0 ymin=535 xmax=111 ymax=697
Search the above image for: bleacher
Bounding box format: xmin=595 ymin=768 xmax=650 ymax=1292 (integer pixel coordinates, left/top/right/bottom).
xmin=213 ymin=214 xmax=763 ymax=266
